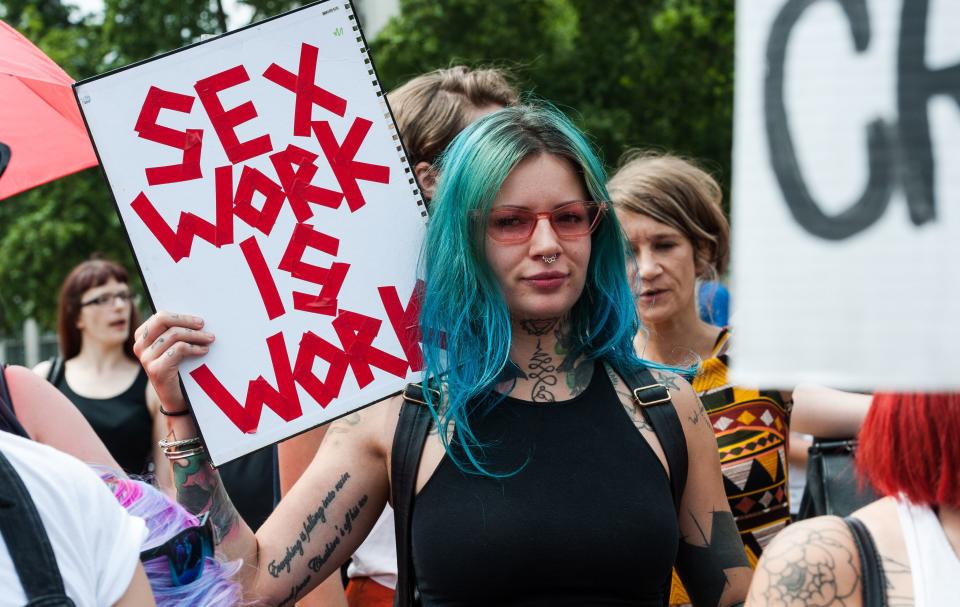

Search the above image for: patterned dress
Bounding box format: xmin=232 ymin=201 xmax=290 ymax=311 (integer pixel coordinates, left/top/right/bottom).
xmin=670 ymin=327 xmax=792 ymax=605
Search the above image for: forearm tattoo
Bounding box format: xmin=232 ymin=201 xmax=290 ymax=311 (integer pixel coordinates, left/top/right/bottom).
xmin=173 ymin=454 xmax=239 ymax=544
xmin=676 ymin=510 xmax=749 ymax=607
xmin=264 ymin=473 xmax=372 ymax=604
xmin=748 ymin=520 xmax=860 ymax=607
xmin=267 ymin=472 xmax=352 ymax=577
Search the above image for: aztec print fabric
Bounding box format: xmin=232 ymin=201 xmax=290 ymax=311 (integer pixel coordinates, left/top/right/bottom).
xmin=669 ymin=327 xmax=792 ymax=605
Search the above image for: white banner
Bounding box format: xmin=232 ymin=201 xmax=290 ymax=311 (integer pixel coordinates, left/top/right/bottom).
xmin=75 ymin=0 xmax=427 ymax=464
xmin=731 ymin=0 xmax=960 ymax=390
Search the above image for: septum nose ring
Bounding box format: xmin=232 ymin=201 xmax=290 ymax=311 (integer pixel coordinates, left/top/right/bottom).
xmin=542 ymin=254 xmax=558 ymax=264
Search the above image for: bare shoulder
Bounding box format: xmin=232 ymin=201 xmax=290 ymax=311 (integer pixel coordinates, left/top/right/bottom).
xmin=648 ymin=368 xmax=715 ymax=441
xmin=6 ymin=364 xmax=58 ymax=403
xmin=853 ymin=498 xmax=914 ymax=606
xmin=31 ymin=359 xmax=52 ymax=378
xmin=324 ymin=392 xmax=405 ymax=457
xmin=748 ymin=516 xmax=862 ymax=607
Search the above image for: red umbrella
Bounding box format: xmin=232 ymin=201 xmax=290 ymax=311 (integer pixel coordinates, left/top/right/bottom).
xmin=0 ymin=20 xmax=98 ymax=200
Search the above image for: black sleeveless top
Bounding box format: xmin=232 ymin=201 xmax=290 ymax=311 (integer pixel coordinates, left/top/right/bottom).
xmin=55 ymin=367 xmax=153 ymax=475
xmin=411 ymin=360 xmax=678 ymax=606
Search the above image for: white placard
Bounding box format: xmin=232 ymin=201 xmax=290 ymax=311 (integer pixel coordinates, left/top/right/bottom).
xmin=75 ymin=0 xmax=427 ymax=465
xmin=731 ymin=0 xmax=960 ymax=390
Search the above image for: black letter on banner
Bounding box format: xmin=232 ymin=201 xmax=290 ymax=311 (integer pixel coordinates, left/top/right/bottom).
xmin=897 ymin=0 xmax=959 ymax=227
xmin=765 ymin=0 xmax=895 ymax=240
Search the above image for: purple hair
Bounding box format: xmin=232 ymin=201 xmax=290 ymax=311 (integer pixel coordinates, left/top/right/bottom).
xmin=98 ymin=470 xmax=245 ymax=607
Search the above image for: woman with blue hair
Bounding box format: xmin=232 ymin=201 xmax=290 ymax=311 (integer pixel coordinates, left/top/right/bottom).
xmin=135 ymin=104 xmax=751 ymax=606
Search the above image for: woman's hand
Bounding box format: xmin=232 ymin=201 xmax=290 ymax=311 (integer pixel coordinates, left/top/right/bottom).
xmin=133 ymin=311 xmax=214 ymax=413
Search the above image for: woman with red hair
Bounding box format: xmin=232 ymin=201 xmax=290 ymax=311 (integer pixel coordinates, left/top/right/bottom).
xmin=747 ymin=392 xmax=960 ymax=606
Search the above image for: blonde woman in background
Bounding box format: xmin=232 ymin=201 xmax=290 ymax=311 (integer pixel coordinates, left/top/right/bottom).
xmin=609 ymin=153 xmax=792 ymax=605
xmin=609 ymin=153 xmax=873 ymax=605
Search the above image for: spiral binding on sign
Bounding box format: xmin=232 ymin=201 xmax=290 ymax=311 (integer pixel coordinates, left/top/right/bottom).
xmin=344 ymin=1 xmax=427 ymax=218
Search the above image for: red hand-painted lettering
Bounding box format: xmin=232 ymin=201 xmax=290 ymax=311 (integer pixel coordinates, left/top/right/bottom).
xmin=278 ymin=223 xmax=348 ymax=316
xmin=239 ymin=236 xmax=286 ymax=320
xmin=333 ymin=310 xmax=409 ymax=388
xmin=270 ymin=145 xmax=344 ymax=222
xmin=233 ymin=165 xmax=286 ymax=236
xmin=313 ymin=118 xmax=390 ymax=212
xmin=195 ymin=66 xmax=272 ymax=164
xmin=293 ymin=331 xmax=349 ymax=408
xmin=134 ymin=86 xmax=203 ymax=185
xmin=130 ymin=166 xmax=234 ymax=262
xmin=378 ymin=280 xmax=425 ymax=371
xmin=189 ymin=332 xmax=301 ymax=434
xmin=263 ymin=43 xmax=348 ymax=136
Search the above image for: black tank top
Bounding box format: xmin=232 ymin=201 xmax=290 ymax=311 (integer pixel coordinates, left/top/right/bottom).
xmin=411 ymin=360 xmax=678 ymax=606
xmin=55 ymin=367 xmax=152 ymax=475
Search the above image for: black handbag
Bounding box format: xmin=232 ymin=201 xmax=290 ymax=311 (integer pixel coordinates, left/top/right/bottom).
xmin=797 ymin=438 xmax=880 ymax=519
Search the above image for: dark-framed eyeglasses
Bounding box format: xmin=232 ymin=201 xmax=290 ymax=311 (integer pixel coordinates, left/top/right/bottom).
xmin=478 ymin=200 xmax=607 ymax=244
xmin=140 ymin=512 xmax=214 ymax=587
xmin=79 ymin=291 xmax=137 ymax=308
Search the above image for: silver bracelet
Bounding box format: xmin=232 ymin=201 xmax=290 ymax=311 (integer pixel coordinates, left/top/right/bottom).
xmin=166 ymin=447 xmax=208 ymax=461
xmin=159 ymin=437 xmax=202 ymax=451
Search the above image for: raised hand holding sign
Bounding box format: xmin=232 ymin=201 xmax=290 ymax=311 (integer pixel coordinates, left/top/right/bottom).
xmin=75 ymin=1 xmax=427 ymax=464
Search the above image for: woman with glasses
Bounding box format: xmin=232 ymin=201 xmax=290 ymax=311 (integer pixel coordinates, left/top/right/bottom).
xmin=135 ymin=104 xmax=751 ymax=606
xmin=33 ymin=258 xmax=167 ymax=485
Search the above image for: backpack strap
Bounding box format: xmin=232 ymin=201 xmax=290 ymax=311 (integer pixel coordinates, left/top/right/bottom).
xmin=45 ymin=356 xmax=64 ymax=387
xmin=0 ymin=449 xmax=76 ymax=605
xmin=391 ymin=382 xmax=439 ymax=607
xmin=0 ymin=366 xmax=31 ymax=439
xmin=606 ymin=359 xmax=688 ymax=513
xmin=844 ymin=516 xmax=888 ymax=607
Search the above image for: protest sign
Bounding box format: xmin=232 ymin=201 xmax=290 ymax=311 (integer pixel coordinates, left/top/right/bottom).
xmin=731 ymin=0 xmax=959 ymax=390
xmin=75 ymin=0 xmax=428 ymax=465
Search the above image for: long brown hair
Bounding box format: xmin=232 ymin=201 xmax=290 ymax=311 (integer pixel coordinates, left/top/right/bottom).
xmin=57 ymin=259 xmax=139 ymax=360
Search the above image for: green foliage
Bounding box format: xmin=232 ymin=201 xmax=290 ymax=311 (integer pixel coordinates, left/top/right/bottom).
xmin=0 ymin=0 xmax=734 ymax=334
xmin=372 ymin=0 xmax=734 ymax=194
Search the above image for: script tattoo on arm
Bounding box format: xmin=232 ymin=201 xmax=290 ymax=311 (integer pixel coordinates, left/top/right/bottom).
xmin=173 ymin=454 xmax=239 ymax=544
xmin=267 ymin=472 xmax=352 ymax=578
xmin=277 ymin=575 xmax=313 ymax=607
xmin=747 ymin=519 xmax=860 ymax=607
xmin=273 ymin=492 xmax=373 ymax=605
xmin=676 ymin=510 xmax=749 ymax=607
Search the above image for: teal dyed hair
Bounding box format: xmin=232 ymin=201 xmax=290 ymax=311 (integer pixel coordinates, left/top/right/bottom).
xmin=419 ymin=104 xmax=685 ymax=477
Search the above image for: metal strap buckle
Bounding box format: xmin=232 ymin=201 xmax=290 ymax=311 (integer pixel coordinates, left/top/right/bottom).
xmin=632 ymin=383 xmax=670 ymax=407
xmin=402 ymin=385 xmax=441 ymax=406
